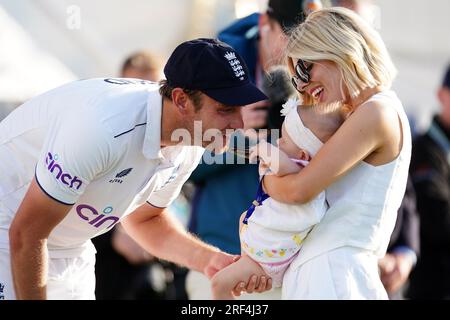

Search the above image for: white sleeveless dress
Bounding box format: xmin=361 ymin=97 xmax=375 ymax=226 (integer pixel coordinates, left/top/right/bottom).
xmin=282 ymin=91 xmax=412 ymax=299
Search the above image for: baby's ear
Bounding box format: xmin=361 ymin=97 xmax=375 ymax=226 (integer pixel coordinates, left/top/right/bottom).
xmin=298 ymin=150 xmax=311 ymax=161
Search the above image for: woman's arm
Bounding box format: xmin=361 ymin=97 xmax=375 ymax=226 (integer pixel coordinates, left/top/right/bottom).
xmin=263 ymin=100 xmax=398 ymax=204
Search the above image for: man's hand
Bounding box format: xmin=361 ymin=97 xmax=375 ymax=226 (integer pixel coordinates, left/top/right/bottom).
xmin=204 ymin=251 xmax=239 ymax=279
xmin=232 ymin=277 xmax=273 ymax=296
xmin=241 ymin=100 xmax=269 ymax=130
xmin=204 ymin=252 xmax=273 ymax=295
xmin=379 ymin=253 xmax=414 ymax=293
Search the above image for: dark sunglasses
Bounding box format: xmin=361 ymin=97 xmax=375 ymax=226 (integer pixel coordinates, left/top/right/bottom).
xmin=291 ymin=59 xmax=313 ymax=92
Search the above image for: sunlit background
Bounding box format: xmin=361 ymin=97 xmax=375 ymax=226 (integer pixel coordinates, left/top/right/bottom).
xmin=0 ymin=0 xmax=449 ymax=131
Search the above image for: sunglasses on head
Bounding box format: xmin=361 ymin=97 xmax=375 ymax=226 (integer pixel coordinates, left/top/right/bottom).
xmin=291 ymin=59 xmax=313 ymax=93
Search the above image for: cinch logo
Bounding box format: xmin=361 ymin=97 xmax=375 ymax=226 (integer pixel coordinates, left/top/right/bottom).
xmin=46 ymin=152 xmax=82 ymax=190
xmin=76 ymin=204 xmax=119 ymax=229
xmin=109 ymin=168 xmax=133 ymax=184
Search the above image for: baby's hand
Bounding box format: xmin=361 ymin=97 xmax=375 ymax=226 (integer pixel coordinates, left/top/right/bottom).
xmin=249 ymin=140 xmax=277 ymax=165
xmin=258 ymin=162 xmax=272 ymax=176
xmin=250 ymin=140 xmax=302 ymax=176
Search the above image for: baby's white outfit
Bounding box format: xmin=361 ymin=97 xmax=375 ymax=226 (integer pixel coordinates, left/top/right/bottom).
xmin=240 ymin=172 xmax=327 ymax=287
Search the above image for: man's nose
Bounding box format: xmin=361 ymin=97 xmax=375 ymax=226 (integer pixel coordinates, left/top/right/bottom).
xmin=230 ymin=112 xmax=244 ymax=129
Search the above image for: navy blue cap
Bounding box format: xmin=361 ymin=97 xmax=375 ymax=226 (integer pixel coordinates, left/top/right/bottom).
xmin=443 ymin=65 xmax=450 ymax=89
xmin=164 ymin=38 xmax=267 ymax=106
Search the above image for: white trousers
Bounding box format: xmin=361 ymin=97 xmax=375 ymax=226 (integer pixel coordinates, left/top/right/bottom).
xmin=185 ymin=269 xmax=281 ymax=300
xmin=282 ymin=246 xmax=388 ymax=300
xmin=0 ymin=248 xmax=96 ymax=300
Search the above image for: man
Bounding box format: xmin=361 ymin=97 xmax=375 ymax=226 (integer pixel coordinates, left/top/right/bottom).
xmin=186 ymin=0 xmax=322 ymax=300
xmin=0 ymin=38 xmax=268 ymax=300
xmin=407 ymin=65 xmax=450 ymax=299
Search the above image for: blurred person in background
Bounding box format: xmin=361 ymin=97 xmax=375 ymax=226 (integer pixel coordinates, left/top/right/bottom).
xmin=330 ymin=0 xmax=376 ymax=23
xmin=185 ymin=0 xmax=322 ymax=300
xmin=378 ymin=178 xmax=419 ymax=299
xmin=120 ymin=51 xmax=160 ymax=81
xmin=407 ymin=65 xmax=450 ymax=300
xmin=332 ymin=0 xmax=420 ymax=299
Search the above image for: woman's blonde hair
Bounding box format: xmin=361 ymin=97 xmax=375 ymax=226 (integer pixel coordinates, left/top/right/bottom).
xmin=287 ymin=7 xmax=397 ymax=101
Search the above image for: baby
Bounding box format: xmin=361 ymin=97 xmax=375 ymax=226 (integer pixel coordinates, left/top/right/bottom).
xmin=211 ymin=100 xmax=345 ymax=299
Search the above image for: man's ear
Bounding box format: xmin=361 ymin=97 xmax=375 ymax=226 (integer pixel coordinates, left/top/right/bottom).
xmin=258 ymin=13 xmax=270 ymax=34
xmin=298 ymin=149 xmax=310 ymax=161
xmin=437 ymin=88 xmax=445 ymax=106
xmin=171 ymin=88 xmax=189 ymax=114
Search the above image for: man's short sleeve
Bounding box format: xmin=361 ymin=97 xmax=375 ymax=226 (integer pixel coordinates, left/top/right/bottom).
xmin=35 ymin=115 xmax=114 ymax=205
xmin=146 ymin=148 xmax=203 ymax=208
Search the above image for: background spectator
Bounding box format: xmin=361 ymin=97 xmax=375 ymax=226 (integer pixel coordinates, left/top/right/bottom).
xmin=407 ymin=65 xmax=450 ymax=300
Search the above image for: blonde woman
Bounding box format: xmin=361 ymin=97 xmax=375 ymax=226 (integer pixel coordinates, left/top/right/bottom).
xmin=251 ymin=7 xmax=411 ymax=299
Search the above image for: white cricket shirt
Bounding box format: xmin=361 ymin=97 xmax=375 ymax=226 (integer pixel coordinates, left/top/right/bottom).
xmin=0 ymin=78 xmax=204 ymax=257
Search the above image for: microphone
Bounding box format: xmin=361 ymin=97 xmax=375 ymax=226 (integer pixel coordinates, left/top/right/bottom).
xmin=262 ymin=66 xmax=296 ymax=130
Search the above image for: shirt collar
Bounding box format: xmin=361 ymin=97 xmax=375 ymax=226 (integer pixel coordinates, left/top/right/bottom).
xmin=142 ymin=88 xmax=202 ymax=167
xmin=142 ymin=89 xmax=164 ymax=160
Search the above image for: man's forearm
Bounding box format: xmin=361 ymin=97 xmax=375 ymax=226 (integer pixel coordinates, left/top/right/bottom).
xmin=10 ymin=239 xmax=48 ymax=299
xmin=124 ymin=209 xmax=218 ymax=274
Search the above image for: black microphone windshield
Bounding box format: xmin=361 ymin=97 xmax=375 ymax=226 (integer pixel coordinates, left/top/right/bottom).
xmin=262 ymin=66 xmax=296 ymax=105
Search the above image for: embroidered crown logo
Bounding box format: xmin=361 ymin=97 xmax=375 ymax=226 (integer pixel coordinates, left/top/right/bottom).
xmin=224 ymin=52 xmax=245 ymax=80
xmin=224 ymin=51 xmax=236 ymax=61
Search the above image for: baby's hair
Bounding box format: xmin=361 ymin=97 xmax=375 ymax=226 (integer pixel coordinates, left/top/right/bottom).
xmin=298 ymin=102 xmax=347 ymax=142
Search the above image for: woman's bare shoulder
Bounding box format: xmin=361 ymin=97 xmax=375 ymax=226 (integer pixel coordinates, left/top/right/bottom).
xmin=349 ymin=99 xmax=399 ymax=131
